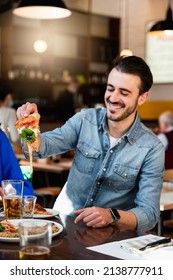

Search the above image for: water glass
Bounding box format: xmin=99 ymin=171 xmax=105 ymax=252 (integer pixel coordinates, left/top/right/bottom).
xmin=22 ymin=195 xmax=37 ymax=218
xmin=19 ymin=220 xmax=52 ymax=260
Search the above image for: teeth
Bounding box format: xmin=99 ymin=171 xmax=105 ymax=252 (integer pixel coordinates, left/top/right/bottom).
xmin=109 ymin=104 xmax=122 ymax=109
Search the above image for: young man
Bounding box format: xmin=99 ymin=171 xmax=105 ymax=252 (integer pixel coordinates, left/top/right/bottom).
xmin=16 ymin=56 xmax=164 ymax=233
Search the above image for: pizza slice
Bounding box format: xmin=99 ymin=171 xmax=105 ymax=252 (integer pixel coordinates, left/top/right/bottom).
xmin=0 ymin=220 xmax=19 ymax=237
xmin=15 ymin=113 xmax=40 ymax=152
xmin=34 ymin=203 xmax=52 ymax=215
xmin=15 ymin=113 xmax=40 ymax=174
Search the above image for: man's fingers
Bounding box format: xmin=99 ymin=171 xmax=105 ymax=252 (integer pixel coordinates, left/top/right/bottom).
xmin=16 ymin=102 xmax=38 ymax=119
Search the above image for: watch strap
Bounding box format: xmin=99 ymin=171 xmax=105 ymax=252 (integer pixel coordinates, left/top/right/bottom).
xmin=109 ymin=208 xmax=120 ymax=224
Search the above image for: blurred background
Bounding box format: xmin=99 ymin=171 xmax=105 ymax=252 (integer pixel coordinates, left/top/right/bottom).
xmin=0 ymin=0 xmax=173 ymax=131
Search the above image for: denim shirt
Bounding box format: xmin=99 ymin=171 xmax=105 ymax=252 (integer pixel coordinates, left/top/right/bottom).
xmin=25 ymin=108 xmax=165 ymax=232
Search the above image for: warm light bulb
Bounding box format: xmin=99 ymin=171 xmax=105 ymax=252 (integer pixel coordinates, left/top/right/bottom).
xmin=120 ymin=48 xmax=133 ymax=57
xmin=147 ymin=30 xmax=173 ymax=40
xmin=33 ymin=40 xmax=47 ymax=53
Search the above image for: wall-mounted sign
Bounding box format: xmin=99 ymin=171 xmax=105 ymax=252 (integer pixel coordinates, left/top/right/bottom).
xmin=146 ymin=31 xmax=173 ymax=84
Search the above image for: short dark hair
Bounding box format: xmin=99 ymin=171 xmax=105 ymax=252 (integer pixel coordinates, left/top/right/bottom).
xmin=108 ymin=55 xmax=153 ymax=95
xmin=0 ymin=85 xmax=13 ymax=101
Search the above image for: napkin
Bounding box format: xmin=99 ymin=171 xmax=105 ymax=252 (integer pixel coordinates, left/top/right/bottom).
xmin=120 ymin=234 xmax=173 ymax=256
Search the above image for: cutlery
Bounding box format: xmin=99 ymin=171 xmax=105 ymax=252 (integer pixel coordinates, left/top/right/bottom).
xmin=139 ymin=237 xmax=172 ymax=251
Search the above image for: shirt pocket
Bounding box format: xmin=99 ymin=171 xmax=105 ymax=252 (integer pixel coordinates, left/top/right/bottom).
xmin=74 ymin=141 xmax=100 ymax=174
xmin=111 ymin=164 xmax=139 ymax=190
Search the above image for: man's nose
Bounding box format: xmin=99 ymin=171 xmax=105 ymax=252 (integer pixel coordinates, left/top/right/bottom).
xmin=109 ymin=90 xmax=120 ymax=102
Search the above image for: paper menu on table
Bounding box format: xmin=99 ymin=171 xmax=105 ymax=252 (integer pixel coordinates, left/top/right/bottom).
xmin=87 ymin=234 xmax=173 ymax=260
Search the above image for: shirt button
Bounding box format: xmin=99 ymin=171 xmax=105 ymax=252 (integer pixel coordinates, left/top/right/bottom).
xmin=85 ymin=152 xmax=88 ymax=156
xmin=97 ymin=181 xmax=101 ymax=185
xmin=124 ymin=173 xmax=127 ymax=177
xmin=110 ymin=150 xmax=113 ymax=153
xmin=103 ymin=168 xmax=106 ymax=172
xmin=90 ymin=198 xmax=94 ymax=202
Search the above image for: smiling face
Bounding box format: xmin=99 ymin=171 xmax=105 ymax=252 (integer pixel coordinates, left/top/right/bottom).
xmin=104 ymin=68 xmax=148 ymax=124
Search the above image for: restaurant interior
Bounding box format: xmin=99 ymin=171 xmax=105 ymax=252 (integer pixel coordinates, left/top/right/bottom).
xmin=0 ymin=0 xmax=173 ymax=260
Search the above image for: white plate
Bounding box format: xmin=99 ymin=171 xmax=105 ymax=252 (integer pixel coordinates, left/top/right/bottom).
xmin=0 ymin=219 xmax=63 ymax=243
xmin=0 ymin=209 xmax=59 ymax=219
xmin=33 ymin=208 xmax=59 ymax=219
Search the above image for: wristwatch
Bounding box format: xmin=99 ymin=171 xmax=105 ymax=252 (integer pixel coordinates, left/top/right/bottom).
xmin=109 ymin=208 xmax=120 ymax=225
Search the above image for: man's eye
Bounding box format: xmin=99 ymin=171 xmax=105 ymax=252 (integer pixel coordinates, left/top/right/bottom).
xmin=107 ymin=88 xmax=114 ymax=92
xmin=121 ymin=91 xmax=128 ymax=96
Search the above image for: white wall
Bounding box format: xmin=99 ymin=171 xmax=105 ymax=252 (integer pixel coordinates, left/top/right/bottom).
xmin=91 ymin=0 xmax=173 ymax=101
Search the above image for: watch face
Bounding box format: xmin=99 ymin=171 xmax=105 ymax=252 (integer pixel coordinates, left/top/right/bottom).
xmin=111 ymin=208 xmax=120 ymax=220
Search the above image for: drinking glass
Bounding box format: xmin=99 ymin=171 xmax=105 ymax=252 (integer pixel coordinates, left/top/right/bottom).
xmin=19 ymin=220 xmax=52 ymax=260
xmin=22 ymin=195 xmax=37 ymax=218
xmin=20 ymin=165 xmax=33 ymax=183
xmin=2 ymin=180 xmax=24 ymax=219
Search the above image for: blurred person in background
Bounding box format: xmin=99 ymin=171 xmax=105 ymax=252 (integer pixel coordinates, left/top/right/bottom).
xmin=0 ymin=129 xmax=34 ymax=206
xmin=0 ymin=85 xmax=20 ymax=152
xmin=56 ymin=78 xmax=80 ymax=123
xmin=157 ymin=110 xmax=173 ymax=169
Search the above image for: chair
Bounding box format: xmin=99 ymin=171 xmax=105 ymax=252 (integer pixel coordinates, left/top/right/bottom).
xmin=35 ymin=187 xmax=62 ymax=208
xmin=35 ymin=186 xmax=62 ymax=208
xmin=53 ymin=182 xmax=74 ymax=214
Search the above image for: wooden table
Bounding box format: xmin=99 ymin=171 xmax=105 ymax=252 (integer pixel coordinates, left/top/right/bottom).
xmin=0 ymin=213 xmax=140 ymax=260
xmin=19 ymin=158 xmax=72 ymax=173
xmin=20 ymin=158 xmax=72 ymax=188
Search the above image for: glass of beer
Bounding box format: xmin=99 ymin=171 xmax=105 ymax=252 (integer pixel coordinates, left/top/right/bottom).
xmin=19 ymin=220 xmax=52 ymax=260
xmin=2 ymin=180 xmax=24 ymax=219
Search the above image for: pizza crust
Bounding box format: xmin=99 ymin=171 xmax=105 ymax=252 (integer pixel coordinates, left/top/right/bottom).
xmin=34 ymin=203 xmax=52 ymax=215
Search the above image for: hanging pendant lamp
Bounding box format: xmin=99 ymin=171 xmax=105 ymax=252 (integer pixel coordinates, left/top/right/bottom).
xmin=0 ymin=0 xmax=20 ymax=13
xmin=13 ymin=0 xmax=71 ymax=19
xmin=148 ymin=1 xmax=173 ymax=36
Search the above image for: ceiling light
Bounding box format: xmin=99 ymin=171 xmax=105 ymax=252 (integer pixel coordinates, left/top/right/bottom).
xmin=33 ymin=40 xmax=47 ymax=53
xmin=120 ymin=48 xmax=133 ymax=57
xmin=13 ymin=0 xmax=71 ymax=20
xmin=148 ymin=1 xmax=173 ymax=37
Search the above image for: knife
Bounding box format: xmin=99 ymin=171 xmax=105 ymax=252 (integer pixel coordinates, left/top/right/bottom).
xmin=139 ymin=237 xmax=172 ymax=251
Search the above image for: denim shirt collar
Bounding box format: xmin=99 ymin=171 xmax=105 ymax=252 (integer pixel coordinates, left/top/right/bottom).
xmin=125 ymin=113 xmax=141 ymax=144
xmin=98 ymin=109 xmax=141 ymax=145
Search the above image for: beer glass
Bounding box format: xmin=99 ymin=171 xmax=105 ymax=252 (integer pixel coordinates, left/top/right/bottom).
xmin=2 ymin=180 xmax=23 ymax=219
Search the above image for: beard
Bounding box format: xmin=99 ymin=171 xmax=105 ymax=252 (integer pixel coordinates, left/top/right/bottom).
xmin=106 ymin=98 xmax=139 ymax=122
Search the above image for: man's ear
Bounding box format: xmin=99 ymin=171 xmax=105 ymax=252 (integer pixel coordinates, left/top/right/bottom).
xmin=138 ymin=92 xmax=149 ymax=106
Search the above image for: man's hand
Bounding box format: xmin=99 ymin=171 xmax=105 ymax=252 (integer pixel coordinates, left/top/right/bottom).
xmin=74 ymin=207 xmax=113 ymax=228
xmin=16 ymin=102 xmax=41 ymax=150
xmin=16 ymin=102 xmax=38 ymax=119
xmin=74 ymin=207 xmax=137 ymax=230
